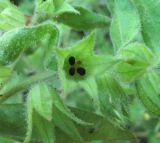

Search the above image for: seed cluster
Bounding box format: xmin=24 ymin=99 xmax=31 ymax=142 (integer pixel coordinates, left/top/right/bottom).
xmin=68 ymin=56 xmax=86 ymax=76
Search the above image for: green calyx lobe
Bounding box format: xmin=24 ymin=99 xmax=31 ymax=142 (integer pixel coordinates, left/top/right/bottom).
xmin=57 ymin=31 xmax=115 ymax=83
xmin=56 ymin=31 xmax=116 ymax=99
xmin=56 ymin=32 xmax=96 ymax=82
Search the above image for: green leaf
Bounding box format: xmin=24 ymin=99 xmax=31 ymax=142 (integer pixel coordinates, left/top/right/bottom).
xmin=0 ymin=8 xmax=25 ymax=30
xmin=34 ymin=0 xmax=78 ymax=23
xmin=0 ymin=1 xmax=10 ymax=12
xmin=0 ymin=66 xmax=11 ymax=87
xmin=53 ymin=0 xmax=64 ymax=9
xmin=0 ymin=103 xmax=83 ymax=142
xmin=0 ymin=104 xmax=49 ymax=143
xmin=136 ymin=71 xmax=160 ymax=116
xmin=0 ymin=22 xmax=58 ymax=65
xmin=0 ymin=1 xmax=25 ymax=31
xmin=52 ymin=104 xmax=83 ymax=142
xmin=0 ymin=104 xmax=135 ymax=142
xmin=55 ymin=128 xmax=75 ymax=143
xmin=36 ymin=0 xmax=55 ymax=15
xmin=51 ymin=89 xmax=92 ymax=126
xmin=96 ymin=73 xmax=129 ymax=121
xmin=71 ymin=107 xmax=136 ymax=142
xmin=54 ymin=1 xmax=79 ymax=16
xmin=106 ymin=0 xmax=115 ymax=15
xmin=0 ymin=136 xmax=17 ymax=143
xmin=33 ymin=0 xmax=55 ymax=23
xmin=56 ymin=6 xmax=110 ymax=30
xmin=134 ymin=0 xmax=160 ymax=52
xmin=114 ymin=43 xmax=153 ymax=82
xmin=79 ymin=77 xmax=100 ymax=111
xmin=24 ymin=84 xmax=54 ymax=143
xmin=110 ymin=0 xmax=140 ymax=50
xmin=0 ymin=104 xmax=27 ymax=141
xmin=0 ymin=66 xmax=11 ymax=78
xmin=33 ymin=112 xmax=55 ymax=143
xmin=29 ymin=82 xmax=53 ymax=121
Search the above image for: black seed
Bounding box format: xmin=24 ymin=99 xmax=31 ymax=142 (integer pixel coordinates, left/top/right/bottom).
xmin=69 ymin=67 xmax=75 ymax=76
xmin=77 ymin=67 xmax=86 ymax=76
xmin=68 ymin=56 xmax=75 ymax=65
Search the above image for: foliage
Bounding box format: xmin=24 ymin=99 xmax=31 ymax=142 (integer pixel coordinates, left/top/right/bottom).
xmin=0 ymin=0 xmax=160 ymax=143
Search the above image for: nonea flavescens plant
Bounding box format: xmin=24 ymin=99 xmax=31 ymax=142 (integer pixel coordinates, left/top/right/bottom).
xmin=0 ymin=0 xmax=160 ymax=143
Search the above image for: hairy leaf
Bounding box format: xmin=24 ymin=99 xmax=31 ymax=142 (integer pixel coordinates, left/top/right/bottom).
xmin=51 ymin=89 xmax=92 ymax=126
xmin=136 ymin=71 xmax=160 ymax=116
xmin=56 ymin=6 xmax=110 ymax=30
xmin=53 ymin=0 xmax=64 ymax=9
xmin=0 ymin=0 xmax=25 ymax=31
xmin=29 ymin=82 xmax=53 ymax=121
xmin=0 ymin=1 xmax=10 ymax=12
xmin=106 ymin=0 xmax=115 ymax=14
xmin=0 ymin=104 xmax=26 ymax=141
xmin=110 ymin=0 xmax=140 ymax=50
xmin=52 ymin=104 xmax=83 ymax=142
xmin=0 ymin=22 xmax=58 ymax=65
xmin=71 ymin=107 xmax=136 ymax=142
xmin=79 ymin=77 xmax=100 ymax=111
xmin=33 ymin=112 xmax=55 ymax=143
xmin=96 ymin=73 xmax=129 ymax=121
xmin=0 ymin=104 xmax=136 ymax=142
xmin=34 ymin=0 xmax=78 ymax=23
xmin=134 ymin=0 xmax=160 ymax=52
xmin=0 ymin=66 xmax=11 ymax=87
xmin=54 ymin=1 xmax=79 ymax=16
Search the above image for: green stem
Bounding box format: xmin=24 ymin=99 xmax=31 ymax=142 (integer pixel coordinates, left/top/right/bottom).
xmin=0 ymin=71 xmax=55 ymax=103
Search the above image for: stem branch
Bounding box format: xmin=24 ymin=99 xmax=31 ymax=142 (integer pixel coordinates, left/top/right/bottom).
xmin=0 ymin=71 xmax=55 ymax=103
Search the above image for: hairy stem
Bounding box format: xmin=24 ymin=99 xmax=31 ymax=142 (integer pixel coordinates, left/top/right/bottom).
xmin=0 ymin=71 xmax=55 ymax=103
